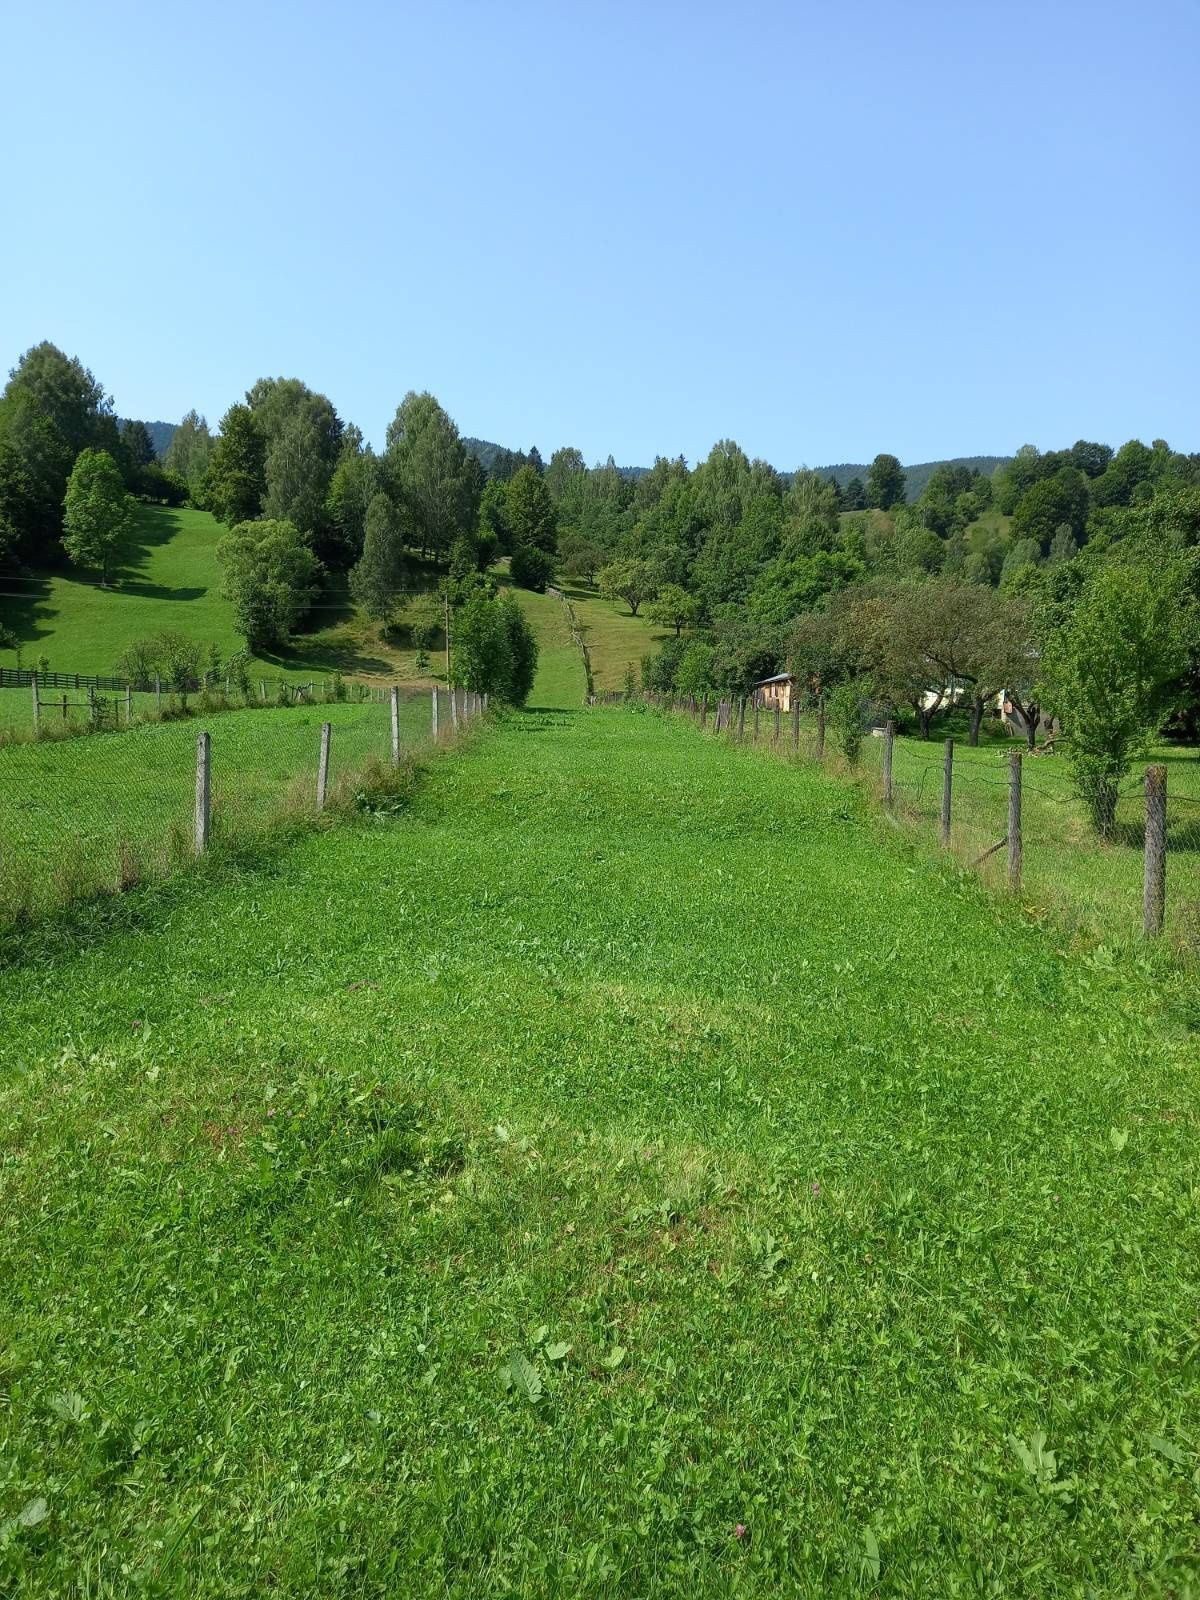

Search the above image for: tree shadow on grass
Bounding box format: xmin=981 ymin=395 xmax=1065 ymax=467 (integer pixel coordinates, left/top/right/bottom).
xmin=0 ymin=573 xmax=57 ymax=653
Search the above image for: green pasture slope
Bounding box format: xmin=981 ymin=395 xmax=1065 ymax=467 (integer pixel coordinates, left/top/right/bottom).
xmin=2 ymin=661 xmax=1200 ymax=1592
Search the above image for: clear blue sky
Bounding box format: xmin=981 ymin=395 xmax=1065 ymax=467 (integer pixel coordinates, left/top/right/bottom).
xmin=2 ymin=0 xmax=1196 ymax=468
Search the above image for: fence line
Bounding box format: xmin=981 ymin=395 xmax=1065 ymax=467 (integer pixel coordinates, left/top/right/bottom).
xmin=620 ymin=689 xmax=1200 ymax=953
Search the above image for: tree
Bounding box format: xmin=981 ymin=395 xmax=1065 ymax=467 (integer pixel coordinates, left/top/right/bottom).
xmin=1011 ymin=468 xmax=1089 ymax=550
xmin=544 ymin=446 xmax=587 ymax=503
xmin=349 ymin=494 xmax=407 ymax=623
xmin=559 ymin=535 xmax=603 ymax=584
xmin=162 ymin=409 xmax=213 ymax=502
xmin=120 ymin=420 xmax=157 ymax=473
xmin=675 ymin=639 xmax=716 ymax=698
xmin=385 ymin=391 xmax=478 ymax=563
xmin=453 ymin=589 xmax=513 ymax=697
xmin=249 ymin=377 xmax=343 ymax=545
xmin=216 ymin=518 xmax=321 ymax=650
xmin=867 ymin=453 xmax=906 ymax=510
xmin=62 ymin=449 xmax=135 ymax=583
xmin=1039 ymin=562 xmax=1194 ymax=836
xmin=510 ymin=543 xmax=554 ymax=591
xmin=499 ymin=592 xmax=538 ymax=705
xmin=598 ymin=557 xmax=656 ymax=616
xmin=506 ymin=466 xmax=557 ymax=553
xmin=646 ymin=583 xmax=700 ymax=636
xmin=206 ymin=405 xmax=266 ymax=527
xmin=843 ymin=477 xmax=867 ymax=511
xmin=323 ymin=447 xmax=383 ymax=570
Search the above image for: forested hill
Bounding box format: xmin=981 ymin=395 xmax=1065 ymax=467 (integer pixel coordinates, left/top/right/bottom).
xmin=464 ymin=437 xmax=1010 ymax=503
xmin=117 ymin=419 xmax=176 ymax=459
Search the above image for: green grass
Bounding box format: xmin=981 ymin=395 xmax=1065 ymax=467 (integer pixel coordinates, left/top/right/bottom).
xmin=556 ymin=580 xmax=671 ymax=693
xmin=3 ymin=696 xmax=1200 ymax=1596
xmin=0 ymin=693 xmax=435 ymax=923
xmin=0 ymin=506 xmax=449 ymax=702
xmin=504 ymin=579 xmax=587 ymax=707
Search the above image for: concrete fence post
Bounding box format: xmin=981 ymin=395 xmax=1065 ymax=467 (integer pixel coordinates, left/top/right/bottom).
xmin=30 ymin=672 xmax=39 ymax=736
xmin=450 ymin=686 xmax=459 ymax=732
xmin=1144 ymin=764 xmax=1167 ymax=937
xmin=317 ymin=722 xmax=332 ymax=810
xmin=194 ymin=732 xmax=211 ymax=855
xmin=432 ymin=685 xmax=439 ymax=739
xmin=1007 ymin=751 xmax=1023 ymax=894
xmin=941 ymin=738 xmax=954 ymax=846
xmin=390 ymin=686 xmax=400 ymax=767
xmin=883 ymin=721 xmax=895 ymax=807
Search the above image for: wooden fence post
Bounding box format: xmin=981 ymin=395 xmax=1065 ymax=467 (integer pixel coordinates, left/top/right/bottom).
xmin=30 ymin=673 xmax=39 ymax=736
xmin=883 ymin=721 xmax=895 ymax=807
xmin=941 ymin=738 xmax=954 ymax=845
xmin=432 ymin=685 xmax=439 ymax=738
xmin=737 ymin=697 xmax=746 ymax=742
xmin=317 ymin=722 xmax=332 ymax=810
xmin=700 ymin=695 xmax=708 ymax=730
xmin=774 ymin=705 xmax=781 ymax=745
xmin=1144 ymin=763 xmax=1167 ymax=937
xmin=753 ymin=699 xmax=760 ymax=742
xmin=125 ymin=685 xmax=133 ymax=725
xmin=1007 ymin=751 xmax=1022 ymax=894
xmin=390 ymin=686 xmax=400 ymax=767
xmin=155 ymin=673 xmax=162 ymax=710
xmin=791 ymin=698 xmax=800 ymax=753
xmin=194 ymin=732 xmax=211 ymax=855
xmin=816 ymin=695 xmax=826 ymax=758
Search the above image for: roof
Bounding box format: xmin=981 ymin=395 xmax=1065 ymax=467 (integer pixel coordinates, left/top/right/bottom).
xmin=754 ymin=672 xmax=794 ymax=685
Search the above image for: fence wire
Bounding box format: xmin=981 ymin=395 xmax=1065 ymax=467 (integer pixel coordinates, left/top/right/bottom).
xmin=0 ymin=685 xmax=454 ymax=927
xmin=644 ymin=692 xmax=1200 ymax=955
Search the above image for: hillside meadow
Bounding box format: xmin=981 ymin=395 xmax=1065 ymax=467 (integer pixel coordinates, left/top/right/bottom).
xmin=2 ymin=670 xmax=1199 ymax=1594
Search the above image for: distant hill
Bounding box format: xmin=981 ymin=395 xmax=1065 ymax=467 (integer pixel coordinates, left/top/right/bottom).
xmin=818 ymin=456 xmax=1010 ymax=502
xmin=118 ymin=419 xmax=177 ymax=460
xmin=464 ymin=437 xmax=1009 ymax=502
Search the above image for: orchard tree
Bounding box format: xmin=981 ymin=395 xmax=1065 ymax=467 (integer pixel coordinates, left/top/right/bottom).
xmin=206 ymin=404 xmax=266 ymax=527
xmin=216 ymin=518 xmax=321 ymax=650
xmin=646 ymin=583 xmax=700 ymax=636
xmin=63 ymin=448 xmax=135 ymax=583
xmin=867 ymin=453 xmax=906 ymax=510
xmin=1040 ymin=561 xmax=1194 ymax=837
xmin=598 ymin=557 xmax=656 ymax=617
xmin=349 ymin=493 xmax=407 ymax=623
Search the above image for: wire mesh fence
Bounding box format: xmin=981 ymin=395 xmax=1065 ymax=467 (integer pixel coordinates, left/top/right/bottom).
xmin=643 ymin=691 xmax=1200 ymax=956
xmin=0 ymin=685 xmax=481 ymax=928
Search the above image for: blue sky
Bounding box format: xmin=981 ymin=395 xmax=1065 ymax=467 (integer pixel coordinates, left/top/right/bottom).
xmin=1 ymin=0 xmax=1196 ymax=467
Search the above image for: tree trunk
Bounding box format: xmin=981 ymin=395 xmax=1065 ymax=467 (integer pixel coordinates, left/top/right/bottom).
xmin=1089 ymin=777 xmax=1119 ymax=841
xmin=969 ymin=696 xmax=985 ymax=747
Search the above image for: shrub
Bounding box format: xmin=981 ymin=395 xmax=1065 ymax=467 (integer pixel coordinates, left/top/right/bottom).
xmin=827 ymin=682 xmax=864 ymax=765
xmin=510 ymin=543 xmax=554 ymax=592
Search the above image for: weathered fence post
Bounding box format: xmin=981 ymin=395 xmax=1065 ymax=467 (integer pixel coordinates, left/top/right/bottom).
xmin=483 ymin=692 xmax=489 ymax=713
xmin=791 ymin=698 xmax=800 ymax=754
xmin=317 ymin=721 xmax=332 ymax=810
xmin=941 ymin=738 xmax=954 ymax=845
xmin=816 ymin=695 xmax=826 ymax=759
xmin=30 ymin=673 xmax=39 ymax=736
xmin=883 ymin=721 xmax=895 ymax=807
xmin=390 ymin=685 xmax=401 ymax=767
xmin=155 ymin=672 xmax=162 ymax=710
xmin=259 ymin=680 xmax=267 ymax=703
xmin=194 ymin=732 xmax=211 ymax=855
xmin=737 ymin=697 xmax=746 ymax=742
xmin=700 ymin=695 xmax=708 ymax=730
xmin=450 ymin=686 xmax=459 ymax=731
xmin=125 ymin=685 xmax=133 ymax=725
xmin=432 ymin=685 xmax=440 ymax=738
xmin=773 ymin=705 xmax=781 ymax=746
xmin=1007 ymin=751 xmax=1023 ymax=893
xmin=1144 ymin=763 xmax=1167 ymax=937
xmin=88 ymin=685 xmax=96 ymax=728
xmin=753 ymin=699 xmax=760 ymax=742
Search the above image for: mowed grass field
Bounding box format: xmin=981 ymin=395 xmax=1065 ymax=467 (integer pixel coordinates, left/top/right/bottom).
xmin=0 ymin=694 xmax=434 ymax=923
xmin=2 ymin=683 xmax=1200 ymax=1592
xmin=557 ymin=580 xmax=669 ymax=693
xmin=0 ymin=506 xmax=446 ymax=709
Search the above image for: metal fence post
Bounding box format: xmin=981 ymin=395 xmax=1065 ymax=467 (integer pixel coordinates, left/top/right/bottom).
xmin=941 ymin=738 xmax=954 ymax=846
xmin=883 ymin=721 xmax=895 ymax=807
xmin=1144 ymin=764 xmax=1167 ymax=937
xmin=194 ymin=732 xmax=211 ymax=854
xmin=317 ymin=722 xmax=332 ymax=810
xmin=390 ymin=686 xmax=400 ymax=767
xmin=1007 ymin=751 xmax=1023 ymax=894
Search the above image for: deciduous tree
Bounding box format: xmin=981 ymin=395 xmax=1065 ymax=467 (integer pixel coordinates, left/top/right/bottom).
xmin=216 ymin=518 xmax=321 ymax=650
xmin=63 ymin=448 xmax=135 ymax=583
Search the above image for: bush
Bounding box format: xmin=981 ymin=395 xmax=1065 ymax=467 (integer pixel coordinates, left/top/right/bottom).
xmin=642 ymin=636 xmax=690 ymax=692
xmin=138 ymin=463 xmax=189 ymax=505
xmin=510 ymin=543 xmax=554 ymax=592
xmin=216 ymin=518 xmax=322 ymax=650
xmin=114 ymin=631 xmax=209 ymax=699
xmin=827 ymin=682 xmax=864 ymax=766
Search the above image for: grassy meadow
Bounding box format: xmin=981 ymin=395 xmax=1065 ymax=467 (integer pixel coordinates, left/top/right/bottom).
xmin=3 ymin=671 xmax=1200 ymax=1593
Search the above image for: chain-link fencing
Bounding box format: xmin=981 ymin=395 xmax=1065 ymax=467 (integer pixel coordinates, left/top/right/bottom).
xmin=0 ymin=684 xmax=482 ymax=928
xmin=645 ymin=691 xmax=1200 ymax=955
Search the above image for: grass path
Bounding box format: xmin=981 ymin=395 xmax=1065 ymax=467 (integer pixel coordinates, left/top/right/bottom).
xmin=2 ymin=700 xmax=1199 ymax=1594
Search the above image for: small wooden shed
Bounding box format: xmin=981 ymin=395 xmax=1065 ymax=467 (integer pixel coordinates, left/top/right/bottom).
xmin=753 ymin=672 xmax=796 ymax=711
